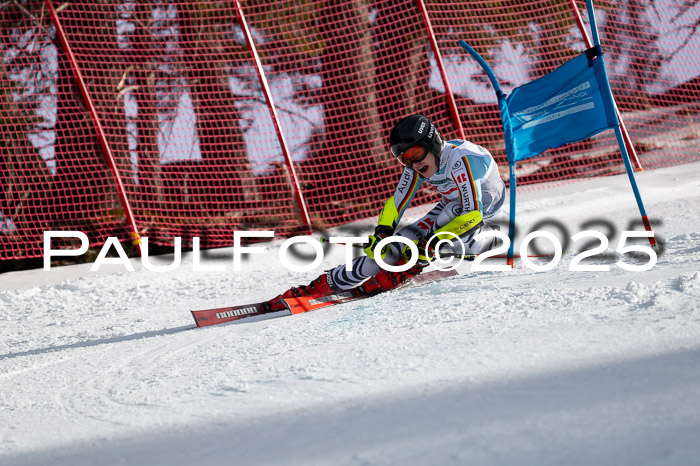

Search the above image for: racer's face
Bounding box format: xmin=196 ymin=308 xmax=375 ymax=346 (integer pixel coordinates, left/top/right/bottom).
xmin=412 ymin=151 xmax=437 ymax=178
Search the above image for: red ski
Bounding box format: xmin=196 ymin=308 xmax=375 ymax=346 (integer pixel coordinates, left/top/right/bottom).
xmin=285 ymin=268 xmax=458 ymax=314
xmin=285 ymin=290 xmax=362 ymax=315
xmin=191 ymin=268 xmax=458 ymax=328
xmin=191 ymin=303 xmax=284 ymax=327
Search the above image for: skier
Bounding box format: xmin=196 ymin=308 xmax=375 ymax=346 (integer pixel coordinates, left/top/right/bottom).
xmin=264 ymin=114 xmax=506 ymax=312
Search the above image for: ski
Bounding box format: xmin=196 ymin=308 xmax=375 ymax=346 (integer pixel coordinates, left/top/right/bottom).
xmin=191 ymin=268 xmax=458 ymax=328
xmin=286 ymin=268 xmax=458 ymax=314
xmin=190 ymin=303 xmax=289 ymax=327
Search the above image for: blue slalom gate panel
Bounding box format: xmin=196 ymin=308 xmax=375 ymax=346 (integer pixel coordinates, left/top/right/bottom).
xmin=504 ymin=48 xmax=618 ymax=163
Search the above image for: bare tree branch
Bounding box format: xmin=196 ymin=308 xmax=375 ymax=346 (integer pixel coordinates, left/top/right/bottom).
xmin=675 ymin=17 xmax=700 ymax=54
xmin=8 ymin=0 xmax=50 ymax=35
xmin=650 ymin=0 xmax=700 ymax=58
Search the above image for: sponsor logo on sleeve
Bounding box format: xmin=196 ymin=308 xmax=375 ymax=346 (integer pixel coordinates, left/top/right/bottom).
xmin=460 ymin=182 xmax=474 ymax=211
xmin=397 ymin=173 xmax=411 ymax=194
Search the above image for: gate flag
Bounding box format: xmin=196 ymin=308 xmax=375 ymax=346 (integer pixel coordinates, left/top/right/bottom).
xmin=458 ymin=0 xmax=655 ymax=266
xmin=505 ymin=48 xmax=618 ymax=162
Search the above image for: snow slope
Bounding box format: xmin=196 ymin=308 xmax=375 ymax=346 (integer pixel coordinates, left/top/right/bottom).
xmin=1 ymin=162 xmax=700 ymax=466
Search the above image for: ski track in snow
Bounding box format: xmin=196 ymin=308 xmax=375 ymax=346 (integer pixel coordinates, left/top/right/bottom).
xmin=1 ymin=162 xmax=700 ymax=465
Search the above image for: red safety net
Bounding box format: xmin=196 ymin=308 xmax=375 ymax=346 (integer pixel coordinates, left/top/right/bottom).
xmin=428 ymin=0 xmax=700 ymax=181
xmin=1 ymin=0 xmax=699 ymax=261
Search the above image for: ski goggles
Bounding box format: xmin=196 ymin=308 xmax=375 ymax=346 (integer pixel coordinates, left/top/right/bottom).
xmin=390 ymin=143 xmax=429 ymax=168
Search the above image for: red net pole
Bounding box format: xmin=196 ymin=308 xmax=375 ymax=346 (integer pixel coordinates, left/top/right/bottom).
xmin=45 ymin=0 xmax=142 ymax=254
xmin=568 ymin=0 xmax=643 ymax=172
xmin=234 ymin=1 xmax=312 ymax=235
xmin=415 ymin=0 xmax=465 ymax=139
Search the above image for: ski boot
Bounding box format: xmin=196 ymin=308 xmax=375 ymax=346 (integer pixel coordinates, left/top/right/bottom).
xmin=357 ymin=268 xmax=415 ymax=296
xmin=263 ymin=272 xmax=338 ymax=313
xmin=357 ymin=250 xmax=432 ymax=296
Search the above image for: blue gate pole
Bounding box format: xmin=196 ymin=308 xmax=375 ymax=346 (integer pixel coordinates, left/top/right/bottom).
xmin=585 ymin=0 xmax=656 ymax=246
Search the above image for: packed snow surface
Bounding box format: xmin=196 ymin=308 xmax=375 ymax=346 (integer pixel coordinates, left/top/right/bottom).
xmin=2 ymin=162 xmax=700 ymax=465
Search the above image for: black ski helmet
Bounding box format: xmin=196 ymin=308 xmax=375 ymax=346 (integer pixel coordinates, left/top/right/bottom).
xmin=389 ymin=115 xmax=444 ymax=162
